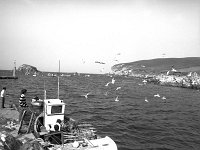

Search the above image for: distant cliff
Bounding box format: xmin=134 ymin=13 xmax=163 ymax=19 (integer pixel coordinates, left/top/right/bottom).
xmin=17 ymin=64 xmax=40 ymax=75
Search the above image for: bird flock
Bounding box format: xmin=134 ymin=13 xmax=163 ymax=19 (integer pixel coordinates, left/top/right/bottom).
xmin=80 ymin=76 xmax=168 ymax=104
xmin=81 ymin=76 xmax=122 ymax=102
xmin=144 ymin=93 xmax=167 ymax=103
xmin=80 ymin=52 xmax=167 ymax=103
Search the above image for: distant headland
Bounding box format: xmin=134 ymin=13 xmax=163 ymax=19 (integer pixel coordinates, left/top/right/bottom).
xmin=112 ymin=57 xmax=200 ymax=89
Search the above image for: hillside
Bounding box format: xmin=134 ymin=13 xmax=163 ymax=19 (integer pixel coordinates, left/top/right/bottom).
xmin=111 ymin=57 xmax=200 ymax=75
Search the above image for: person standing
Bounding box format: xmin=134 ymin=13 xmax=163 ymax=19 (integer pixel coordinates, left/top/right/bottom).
xmin=19 ymin=89 xmax=28 ymax=107
xmin=18 ymin=89 xmax=28 ymax=122
xmin=0 ymin=87 xmax=6 ymax=108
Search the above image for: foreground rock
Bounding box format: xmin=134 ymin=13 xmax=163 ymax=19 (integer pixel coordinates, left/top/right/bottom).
xmin=0 ymin=108 xmax=39 ymax=150
xmin=0 ymin=132 xmax=41 ymax=150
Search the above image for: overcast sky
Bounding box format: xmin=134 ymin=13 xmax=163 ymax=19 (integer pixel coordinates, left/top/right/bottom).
xmin=0 ymin=0 xmax=199 ymax=73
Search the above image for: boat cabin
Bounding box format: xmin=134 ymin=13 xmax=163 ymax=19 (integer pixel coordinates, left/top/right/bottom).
xmin=43 ymin=99 xmax=65 ymax=131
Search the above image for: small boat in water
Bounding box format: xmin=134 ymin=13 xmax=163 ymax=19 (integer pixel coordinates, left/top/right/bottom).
xmin=31 ymin=96 xmax=43 ymax=107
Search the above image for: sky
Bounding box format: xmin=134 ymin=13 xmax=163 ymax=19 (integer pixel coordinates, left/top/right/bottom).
xmin=0 ymin=0 xmax=200 ymax=73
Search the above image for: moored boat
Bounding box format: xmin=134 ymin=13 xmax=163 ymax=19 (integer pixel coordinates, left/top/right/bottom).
xmin=26 ymin=98 xmax=118 ymax=150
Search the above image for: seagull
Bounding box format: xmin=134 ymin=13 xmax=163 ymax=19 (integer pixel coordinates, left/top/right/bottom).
xmin=187 ymin=72 xmax=192 ymax=77
xmin=105 ymin=82 xmax=111 ymax=86
xmin=142 ymin=79 xmax=147 ymax=83
xmin=81 ymin=92 xmax=91 ymax=99
xmin=145 ymin=97 xmax=149 ymax=102
xmin=154 ymin=93 xmax=160 ymax=97
xmin=166 ymin=70 xmax=170 ymax=75
xmin=111 ymin=78 xmax=115 ymax=84
xmin=95 ymin=61 xmax=105 ymax=64
xmin=115 ymin=96 xmax=119 ymax=102
xmin=116 ymin=87 xmax=121 ymax=91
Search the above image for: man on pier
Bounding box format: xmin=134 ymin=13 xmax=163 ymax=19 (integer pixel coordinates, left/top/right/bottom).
xmin=0 ymin=87 xmax=6 ymax=108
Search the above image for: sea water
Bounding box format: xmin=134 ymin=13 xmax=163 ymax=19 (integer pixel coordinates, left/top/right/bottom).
xmin=0 ymin=72 xmax=200 ymax=150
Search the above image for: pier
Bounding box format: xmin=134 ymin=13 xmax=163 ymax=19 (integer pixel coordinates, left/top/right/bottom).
xmin=0 ymin=61 xmax=18 ymax=79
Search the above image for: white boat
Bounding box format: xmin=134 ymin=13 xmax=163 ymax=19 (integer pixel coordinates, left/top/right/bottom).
xmin=29 ymin=98 xmax=118 ymax=150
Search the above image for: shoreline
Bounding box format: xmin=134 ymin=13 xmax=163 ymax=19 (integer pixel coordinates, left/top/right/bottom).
xmin=146 ymin=72 xmax=200 ymax=89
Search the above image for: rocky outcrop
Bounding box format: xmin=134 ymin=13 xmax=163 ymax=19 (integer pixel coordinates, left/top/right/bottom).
xmin=111 ymin=63 xmax=153 ymax=77
xmin=147 ymin=72 xmax=200 ymax=89
xmin=18 ymin=64 xmax=40 ymax=75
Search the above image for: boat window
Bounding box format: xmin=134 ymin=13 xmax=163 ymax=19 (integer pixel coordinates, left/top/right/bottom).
xmin=51 ymin=105 xmax=63 ymax=114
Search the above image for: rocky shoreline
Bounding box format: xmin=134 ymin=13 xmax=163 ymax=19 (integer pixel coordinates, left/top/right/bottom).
xmin=112 ymin=68 xmax=200 ymax=90
xmin=146 ymin=72 xmax=200 ymax=89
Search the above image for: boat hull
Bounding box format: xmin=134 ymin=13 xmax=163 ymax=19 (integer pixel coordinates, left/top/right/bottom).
xmin=52 ymin=136 xmax=118 ymax=150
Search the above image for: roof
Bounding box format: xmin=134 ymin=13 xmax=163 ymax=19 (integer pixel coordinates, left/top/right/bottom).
xmin=44 ymin=99 xmax=65 ymax=105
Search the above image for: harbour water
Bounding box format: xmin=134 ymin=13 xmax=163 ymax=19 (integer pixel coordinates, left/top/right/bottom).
xmin=0 ymin=72 xmax=200 ymax=150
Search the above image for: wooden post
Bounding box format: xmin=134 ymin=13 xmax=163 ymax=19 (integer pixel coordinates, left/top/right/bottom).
xmin=26 ymin=112 xmax=35 ymax=134
xmin=18 ymin=110 xmax=27 ymax=134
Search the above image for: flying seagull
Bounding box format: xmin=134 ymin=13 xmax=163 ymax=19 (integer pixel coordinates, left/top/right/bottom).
xmin=105 ymin=82 xmax=111 ymax=86
xmin=105 ymin=78 xmax=115 ymax=86
xmin=95 ymin=61 xmax=106 ymax=64
xmin=81 ymin=92 xmax=91 ymax=99
xmin=116 ymin=87 xmax=121 ymax=91
xmin=111 ymin=78 xmax=115 ymax=84
xmin=115 ymin=96 xmax=119 ymax=102
xmin=154 ymin=93 xmax=160 ymax=97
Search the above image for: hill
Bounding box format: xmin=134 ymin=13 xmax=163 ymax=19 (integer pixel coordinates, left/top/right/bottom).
xmin=17 ymin=64 xmax=40 ymax=75
xmin=111 ymin=57 xmax=200 ymax=76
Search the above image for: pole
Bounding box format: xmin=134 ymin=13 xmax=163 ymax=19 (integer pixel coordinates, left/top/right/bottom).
xmin=58 ymin=60 xmax=60 ymax=99
xmin=44 ymin=81 xmax=46 ymax=100
xmin=13 ymin=60 xmax=16 ymax=77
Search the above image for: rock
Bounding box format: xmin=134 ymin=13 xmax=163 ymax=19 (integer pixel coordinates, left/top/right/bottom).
xmin=17 ymin=64 xmax=40 ymax=75
xmin=20 ymin=140 xmax=44 ymax=150
xmin=0 ymin=132 xmax=23 ymax=150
